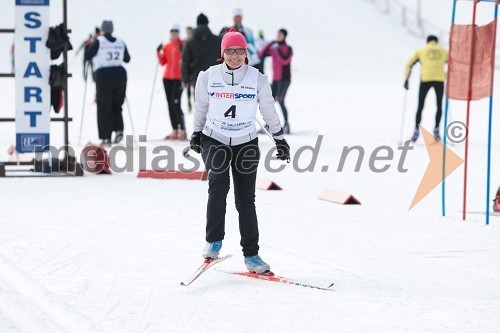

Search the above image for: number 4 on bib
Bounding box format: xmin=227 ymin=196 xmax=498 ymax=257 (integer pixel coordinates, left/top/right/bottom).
xmin=224 ymin=105 xmax=236 ymax=118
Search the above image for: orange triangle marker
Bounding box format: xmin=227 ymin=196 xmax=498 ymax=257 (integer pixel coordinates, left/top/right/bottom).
xmin=409 ymin=126 xmax=464 ymax=211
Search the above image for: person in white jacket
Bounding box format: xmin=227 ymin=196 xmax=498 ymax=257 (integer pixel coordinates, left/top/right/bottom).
xmin=189 ymin=28 xmax=290 ymax=274
xmin=231 ymin=8 xmax=260 ymax=68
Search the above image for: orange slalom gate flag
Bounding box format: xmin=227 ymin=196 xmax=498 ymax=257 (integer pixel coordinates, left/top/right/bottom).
xmin=447 ymin=20 xmax=496 ymax=101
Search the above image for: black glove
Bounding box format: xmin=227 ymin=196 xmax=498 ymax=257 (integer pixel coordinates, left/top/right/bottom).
xmin=190 ymin=131 xmax=202 ymax=154
xmin=157 ymin=43 xmax=163 ymax=53
xmin=404 ymin=79 xmax=409 ymax=90
xmin=275 ymin=138 xmax=290 ymax=162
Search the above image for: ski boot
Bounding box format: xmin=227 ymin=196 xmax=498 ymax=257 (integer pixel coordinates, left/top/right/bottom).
xmin=245 ymin=255 xmax=271 ymax=274
xmin=283 ymin=122 xmax=290 ymax=134
xmin=101 ymin=138 xmax=112 ymax=147
xmin=433 ymin=127 xmax=441 ymax=141
xmin=178 ymin=130 xmax=188 ymax=141
xmin=202 ymin=241 xmax=222 ymax=260
xmin=165 ymin=130 xmax=179 ymax=140
xmin=410 ymin=129 xmax=419 ymax=143
xmin=114 ymin=131 xmax=124 ymax=144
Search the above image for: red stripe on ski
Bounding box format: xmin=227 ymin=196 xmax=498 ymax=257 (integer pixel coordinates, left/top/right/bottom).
xmin=232 ymin=271 xmax=295 ymax=284
xmin=180 ymin=254 xmax=232 ymax=286
xmin=220 ymin=270 xmax=334 ymax=291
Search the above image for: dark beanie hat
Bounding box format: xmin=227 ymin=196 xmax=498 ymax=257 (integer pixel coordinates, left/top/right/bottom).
xmin=427 ymin=35 xmax=438 ymax=43
xmin=197 ymin=13 xmax=209 ymax=25
xmin=279 ymin=28 xmax=288 ymax=38
xmin=101 ymin=20 xmax=113 ymax=34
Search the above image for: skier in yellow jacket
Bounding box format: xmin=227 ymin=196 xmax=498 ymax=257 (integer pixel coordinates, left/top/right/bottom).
xmin=404 ymin=35 xmax=448 ymax=142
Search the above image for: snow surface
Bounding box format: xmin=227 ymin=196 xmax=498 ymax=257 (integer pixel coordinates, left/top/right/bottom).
xmin=0 ymin=0 xmax=499 ymax=332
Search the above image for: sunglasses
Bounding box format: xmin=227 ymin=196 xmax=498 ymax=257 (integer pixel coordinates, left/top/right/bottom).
xmin=223 ymin=48 xmax=246 ymax=55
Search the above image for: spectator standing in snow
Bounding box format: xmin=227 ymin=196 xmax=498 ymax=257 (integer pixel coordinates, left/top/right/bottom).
xmin=219 ymin=26 xmax=230 ymax=38
xmin=85 ymin=20 xmax=131 ymax=146
xmin=186 ymin=26 xmax=193 ymax=40
xmin=185 ymin=26 xmax=194 ymax=112
xmin=189 ymin=28 xmax=290 ymax=273
xmin=76 ymin=27 xmax=100 ymax=80
xmin=259 ymin=29 xmax=293 ymax=134
xmin=231 ymin=8 xmax=260 ymax=69
xmin=254 ymin=30 xmax=267 ymax=74
xmin=404 ymin=35 xmax=448 ymax=142
xmin=157 ymin=23 xmax=186 ymax=140
xmin=181 ymin=13 xmax=221 ymax=91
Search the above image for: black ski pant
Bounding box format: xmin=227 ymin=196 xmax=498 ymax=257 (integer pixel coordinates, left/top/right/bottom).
xmin=415 ymin=81 xmax=444 ymax=130
xmin=201 ymin=134 xmax=260 ymax=257
xmin=96 ymin=79 xmax=126 ymax=140
xmin=189 ymin=76 xmax=198 ymax=92
xmin=83 ymin=59 xmax=94 ymax=81
xmin=186 ymin=83 xmax=193 ymax=111
xmin=271 ymin=80 xmax=290 ymax=123
xmin=162 ymin=79 xmax=185 ymax=130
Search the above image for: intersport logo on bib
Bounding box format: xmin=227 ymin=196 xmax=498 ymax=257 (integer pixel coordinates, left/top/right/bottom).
xmin=208 ymin=92 xmax=256 ymax=100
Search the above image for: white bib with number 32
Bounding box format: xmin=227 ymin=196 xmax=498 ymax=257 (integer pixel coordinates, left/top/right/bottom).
xmin=94 ymin=36 xmax=125 ymax=70
xmin=206 ymin=65 xmax=259 ymax=137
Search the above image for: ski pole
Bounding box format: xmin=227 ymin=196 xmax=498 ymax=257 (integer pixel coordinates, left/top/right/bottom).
xmin=144 ymin=62 xmax=160 ymax=135
xmin=78 ymin=64 xmax=90 ymax=146
xmin=125 ymin=96 xmax=138 ymax=145
xmin=398 ymin=89 xmax=409 ymax=144
xmin=256 ymin=118 xmax=275 ymax=144
xmin=256 ymin=118 xmax=291 ymax=162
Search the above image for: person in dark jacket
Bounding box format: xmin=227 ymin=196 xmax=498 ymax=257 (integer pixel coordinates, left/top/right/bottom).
xmin=181 ymin=13 xmax=221 ymax=90
xmin=185 ymin=26 xmax=194 ymax=112
xmin=76 ymin=27 xmax=100 ymax=80
xmin=85 ymin=20 xmax=130 ymax=146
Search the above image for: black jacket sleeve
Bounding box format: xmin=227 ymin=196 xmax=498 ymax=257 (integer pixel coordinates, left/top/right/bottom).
xmin=181 ymin=41 xmax=192 ymax=83
xmin=278 ymin=46 xmax=293 ymax=61
xmin=84 ymin=39 xmax=99 ymax=61
xmin=123 ymin=44 xmax=131 ymax=63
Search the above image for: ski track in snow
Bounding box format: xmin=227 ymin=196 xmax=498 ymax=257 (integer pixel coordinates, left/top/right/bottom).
xmin=0 ymin=253 xmax=93 ymax=332
xmin=282 ymin=246 xmax=500 ymax=329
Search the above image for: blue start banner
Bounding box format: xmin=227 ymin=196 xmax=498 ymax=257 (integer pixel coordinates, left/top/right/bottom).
xmin=15 ymin=0 xmax=50 ymax=153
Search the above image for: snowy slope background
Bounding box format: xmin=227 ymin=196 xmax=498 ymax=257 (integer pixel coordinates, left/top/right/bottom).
xmin=0 ymin=0 xmax=499 ymax=332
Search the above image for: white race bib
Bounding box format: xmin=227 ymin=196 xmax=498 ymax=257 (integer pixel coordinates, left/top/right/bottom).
xmin=94 ymin=36 xmax=125 ymax=70
xmin=206 ymin=65 xmax=258 ymax=137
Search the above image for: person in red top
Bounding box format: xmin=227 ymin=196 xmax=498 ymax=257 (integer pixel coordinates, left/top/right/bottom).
xmin=157 ymin=24 xmax=186 ymax=140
